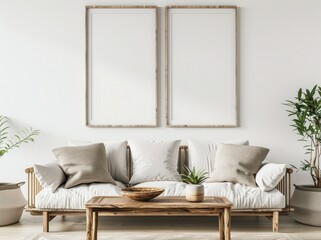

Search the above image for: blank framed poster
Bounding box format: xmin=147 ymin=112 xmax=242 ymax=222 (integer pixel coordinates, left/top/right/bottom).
xmin=86 ymin=6 xmax=157 ymax=127
xmin=166 ymin=6 xmax=237 ymax=127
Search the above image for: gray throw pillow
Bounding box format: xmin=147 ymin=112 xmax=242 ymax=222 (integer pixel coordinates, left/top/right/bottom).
xmin=34 ymin=162 xmax=66 ymax=193
xmin=52 ymin=143 xmax=116 ymax=188
xmin=206 ymin=144 xmax=269 ymax=187
xmin=68 ymin=140 xmax=129 ymax=184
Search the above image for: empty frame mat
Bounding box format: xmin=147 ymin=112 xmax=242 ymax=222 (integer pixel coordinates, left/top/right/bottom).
xmin=86 ymin=7 xmax=157 ymax=127
xmin=166 ymin=6 xmax=237 ymax=127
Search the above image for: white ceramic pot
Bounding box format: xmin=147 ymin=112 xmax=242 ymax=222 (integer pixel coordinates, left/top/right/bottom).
xmin=185 ymin=184 xmax=204 ymax=202
xmin=0 ymin=182 xmax=27 ymax=226
xmin=291 ymin=185 xmax=321 ymax=226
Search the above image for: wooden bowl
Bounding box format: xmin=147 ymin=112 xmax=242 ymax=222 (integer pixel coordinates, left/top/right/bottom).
xmin=121 ymin=187 xmax=164 ymax=201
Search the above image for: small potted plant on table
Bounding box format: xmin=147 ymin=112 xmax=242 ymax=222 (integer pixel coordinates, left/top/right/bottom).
xmin=181 ymin=166 xmax=208 ymax=202
xmin=0 ymin=115 xmax=39 ymax=226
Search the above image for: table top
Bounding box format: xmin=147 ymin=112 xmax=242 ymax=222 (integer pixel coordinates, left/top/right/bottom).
xmin=85 ymin=196 xmax=232 ymax=209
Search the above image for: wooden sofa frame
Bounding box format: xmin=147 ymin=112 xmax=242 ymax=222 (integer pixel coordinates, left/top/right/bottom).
xmin=25 ymin=146 xmax=293 ymax=233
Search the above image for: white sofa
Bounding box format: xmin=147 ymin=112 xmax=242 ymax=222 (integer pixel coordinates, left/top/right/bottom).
xmin=25 ymin=144 xmax=293 ymax=233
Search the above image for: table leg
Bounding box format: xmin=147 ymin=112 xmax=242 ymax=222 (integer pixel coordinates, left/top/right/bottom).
xmin=93 ymin=212 xmax=98 ymax=240
xmin=218 ymin=212 xmax=225 ymax=240
xmin=86 ymin=208 xmax=93 ymax=240
xmin=224 ymin=207 xmax=231 ymax=240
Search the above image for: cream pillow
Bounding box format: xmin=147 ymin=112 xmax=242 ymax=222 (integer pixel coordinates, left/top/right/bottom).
xmin=188 ymin=140 xmax=249 ymax=174
xmin=69 ymin=140 xmax=128 ymax=183
xmin=34 ymin=162 xmax=66 ymax=192
xmin=53 ymin=143 xmax=116 ymax=188
xmin=255 ymin=163 xmax=287 ymax=191
xmin=188 ymin=140 xmax=216 ymax=175
xmin=207 ymin=144 xmax=269 ymax=187
xmin=129 ymin=140 xmax=181 ymax=185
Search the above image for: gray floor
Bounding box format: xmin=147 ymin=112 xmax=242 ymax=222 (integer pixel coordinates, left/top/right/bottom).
xmin=1 ymin=213 xmax=321 ymax=240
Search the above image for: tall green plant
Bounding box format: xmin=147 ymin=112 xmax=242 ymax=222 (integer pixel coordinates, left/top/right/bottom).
xmin=0 ymin=115 xmax=39 ymax=158
xmin=284 ymin=85 xmax=321 ymax=188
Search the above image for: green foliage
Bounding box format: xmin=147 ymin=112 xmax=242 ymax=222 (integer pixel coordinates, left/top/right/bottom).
xmin=180 ymin=166 xmax=208 ymax=185
xmin=0 ymin=115 xmax=39 ymax=158
xmin=284 ymin=85 xmax=321 ymax=187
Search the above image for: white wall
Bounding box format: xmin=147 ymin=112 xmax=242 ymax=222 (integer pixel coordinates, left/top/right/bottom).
xmin=1 ymin=0 xmax=321 ymax=195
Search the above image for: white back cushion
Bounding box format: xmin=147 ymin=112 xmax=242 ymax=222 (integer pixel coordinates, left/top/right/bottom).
xmin=69 ymin=140 xmax=128 ymax=183
xmin=188 ymin=140 xmax=216 ymax=174
xmin=188 ymin=140 xmax=249 ymax=174
xmin=129 ymin=140 xmax=181 ymax=185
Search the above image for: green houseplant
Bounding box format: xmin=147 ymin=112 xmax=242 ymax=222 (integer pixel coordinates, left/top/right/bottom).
xmin=0 ymin=115 xmax=39 ymax=226
xmin=181 ymin=166 xmax=208 ymax=202
xmin=284 ymin=85 xmax=321 ymax=226
xmin=284 ymin=85 xmax=321 ymax=187
xmin=0 ymin=115 xmax=40 ymax=158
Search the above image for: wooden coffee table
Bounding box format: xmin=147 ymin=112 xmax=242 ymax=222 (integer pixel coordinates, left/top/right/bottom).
xmin=85 ymin=196 xmax=232 ymax=240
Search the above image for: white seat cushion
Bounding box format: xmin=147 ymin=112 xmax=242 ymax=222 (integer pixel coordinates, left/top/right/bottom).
xmin=233 ymin=183 xmax=285 ymax=209
xmin=36 ymin=181 xmax=285 ymax=210
xmin=203 ymin=182 xmax=235 ymax=204
xmin=135 ymin=181 xmax=284 ymax=209
xmin=134 ymin=181 xmax=186 ymax=196
xmin=35 ymin=182 xmax=125 ymax=209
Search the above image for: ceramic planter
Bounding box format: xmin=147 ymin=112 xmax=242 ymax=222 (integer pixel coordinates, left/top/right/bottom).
xmin=185 ymin=184 xmax=204 ymax=202
xmin=0 ymin=182 xmax=27 ymax=226
xmin=291 ymin=185 xmax=321 ymax=226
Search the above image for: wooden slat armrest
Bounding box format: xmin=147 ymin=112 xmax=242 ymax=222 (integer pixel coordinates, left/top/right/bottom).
xmin=25 ymin=166 xmax=41 ymax=208
xmin=275 ymin=167 xmax=293 ymax=211
xmin=286 ymin=168 xmax=293 ymax=174
xmin=25 ymin=167 xmax=34 ymax=173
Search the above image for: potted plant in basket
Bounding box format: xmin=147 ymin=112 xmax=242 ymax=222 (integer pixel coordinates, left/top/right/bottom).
xmin=0 ymin=115 xmax=39 ymax=226
xmin=181 ymin=166 xmax=208 ymax=202
xmin=284 ymin=85 xmax=321 ymax=226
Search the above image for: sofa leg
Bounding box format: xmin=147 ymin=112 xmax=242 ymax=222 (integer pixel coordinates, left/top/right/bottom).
xmin=272 ymin=211 xmax=279 ymax=232
xmin=43 ymin=212 xmax=49 ymax=232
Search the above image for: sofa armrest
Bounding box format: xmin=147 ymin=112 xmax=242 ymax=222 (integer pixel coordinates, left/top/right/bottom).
xmin=25 ymin=167 xmax=34 ymax=173
xmin=275 ymin=168 xmax=293 ymax=210
xmin=25 ymin=167 xmax=42 ymax=208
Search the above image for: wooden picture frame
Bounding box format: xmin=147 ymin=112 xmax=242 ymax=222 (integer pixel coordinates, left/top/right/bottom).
xmin=165 ymin=6 xmax=237 ymax=127
xmin=86 ymin=6 xmax=158 ymax=127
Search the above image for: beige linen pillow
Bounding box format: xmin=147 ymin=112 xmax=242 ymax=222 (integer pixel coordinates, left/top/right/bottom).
xmin=69 ymin=140 xmax=129 ymax=183
xmin=52 ymin=143 xmax=116 ymax=188
xmin=188 ymin=139 xmax=249 ymax=175
xmin=207 ymin=144 xmax=269 ymax=187
xmin=34 ymin=162 xmax=66 ymax=193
